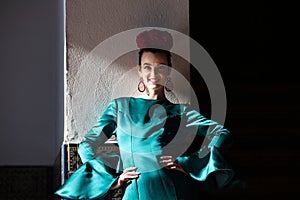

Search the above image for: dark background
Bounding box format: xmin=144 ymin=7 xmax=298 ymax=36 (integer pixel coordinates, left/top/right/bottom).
xmin=190 ymin=1 xmax=300 ymax=199
xmin=0 ymin=0 xmax=64 ymax=199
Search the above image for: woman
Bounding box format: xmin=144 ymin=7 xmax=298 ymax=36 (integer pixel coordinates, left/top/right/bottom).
xmin=55 ymin=29 xmax=236 ymax=200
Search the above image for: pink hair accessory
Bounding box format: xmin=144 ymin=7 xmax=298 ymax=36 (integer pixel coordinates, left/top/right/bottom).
xmin=136 ymin=29 xmax=173 ymax=50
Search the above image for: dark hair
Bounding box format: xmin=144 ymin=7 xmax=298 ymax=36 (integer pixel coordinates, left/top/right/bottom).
xmin=138 ymin=48 xmax=172 ymax=67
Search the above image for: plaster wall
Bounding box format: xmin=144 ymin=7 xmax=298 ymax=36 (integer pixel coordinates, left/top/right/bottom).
xmin=65 ymin=0 xmax=190 ymax=143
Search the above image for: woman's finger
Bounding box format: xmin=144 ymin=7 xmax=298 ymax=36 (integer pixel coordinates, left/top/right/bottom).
xmin=164 ymin=163 xmax=188 ymax=175
xmin=124 ymin=167 xmax=137 ymax=171
xmin=159 ymin=155 xmax=174 ymax=165
xmin=159 ymin=159 xmax=173 ymax=164
xmin=160 ymin=155 xmax=173 ymax=160
xmin=126 ymin=172 xmax=140 ymax=178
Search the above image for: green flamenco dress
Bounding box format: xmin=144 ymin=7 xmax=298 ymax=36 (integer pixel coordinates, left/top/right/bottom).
xmin=55 ymin=97 xmax=235 ymax=199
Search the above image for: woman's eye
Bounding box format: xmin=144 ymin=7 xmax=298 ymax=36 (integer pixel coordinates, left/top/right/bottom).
xmin=158 ymin=65 xmax=167 ymax=71
xmin=143 ymin=65 xmax=151 ymax=70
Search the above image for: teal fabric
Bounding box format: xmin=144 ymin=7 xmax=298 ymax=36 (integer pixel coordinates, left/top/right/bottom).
xmin=55 ymin=97 xmax=235 ymax=199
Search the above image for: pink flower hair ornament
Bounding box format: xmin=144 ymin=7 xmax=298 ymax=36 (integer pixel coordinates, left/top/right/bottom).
xmin=136 ymin=29 xmax=173 ymax=51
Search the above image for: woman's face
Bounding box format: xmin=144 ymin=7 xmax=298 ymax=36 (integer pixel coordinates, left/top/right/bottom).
xmin=138 ymin=51 xmax=170 ymax=91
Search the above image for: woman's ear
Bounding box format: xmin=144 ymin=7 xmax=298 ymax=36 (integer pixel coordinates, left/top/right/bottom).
xmin=166 ymin=66 xmax=172 ymax=76
xmin=137 ymin=65 xmax=142 ymax=75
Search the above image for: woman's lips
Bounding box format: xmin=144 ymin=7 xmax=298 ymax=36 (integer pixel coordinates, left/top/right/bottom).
xmin=148 ymin=78 xmax=159 ymax=84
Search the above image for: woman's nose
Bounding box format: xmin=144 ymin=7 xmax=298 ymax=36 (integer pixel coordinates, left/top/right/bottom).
xmin=150 ymin=68 xmax=157 ymax=76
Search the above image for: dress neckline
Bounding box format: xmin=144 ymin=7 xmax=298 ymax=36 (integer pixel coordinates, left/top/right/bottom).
xmin=129 ymin=97 xmax=171 ymax=104
xmin=131 ymin=97 xmax=160 ymax=101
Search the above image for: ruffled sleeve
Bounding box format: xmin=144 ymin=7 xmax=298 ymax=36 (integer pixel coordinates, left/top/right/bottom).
xmin=176 ymin=109 xmax=235 ymax=189
xmin=55 ymin=100 xmax=121 ymax=200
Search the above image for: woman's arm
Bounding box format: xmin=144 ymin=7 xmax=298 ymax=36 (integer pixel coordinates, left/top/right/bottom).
xmin=78 ymin=100 xmax=118 ymax=163
xmin=175 ymin=108 xmax=235 ymax=189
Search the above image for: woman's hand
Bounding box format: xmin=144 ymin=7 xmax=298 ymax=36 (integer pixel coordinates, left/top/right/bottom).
xmin=159 ymin=155 xmax=188 ymax=175
xmin=110 ymin=167 xmax=140 ymax=190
